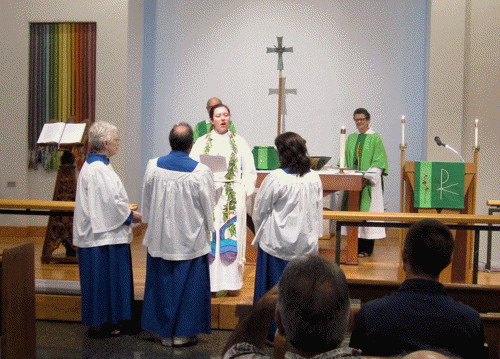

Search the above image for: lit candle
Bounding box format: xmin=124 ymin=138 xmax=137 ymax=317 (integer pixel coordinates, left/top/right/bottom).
xmin=401 ymin=115 xmax=406 ymax=146
xmin=474 ymin=118 xmax=479 ymax=147
xmin=339 ymin=126 xmax=346 ymax=169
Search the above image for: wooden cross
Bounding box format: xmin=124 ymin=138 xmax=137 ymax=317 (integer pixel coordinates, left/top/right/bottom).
xmin=269 ymin=77 xmax=297 ymax=132
xmin=267 ymin=36 xmax=293 ymax=135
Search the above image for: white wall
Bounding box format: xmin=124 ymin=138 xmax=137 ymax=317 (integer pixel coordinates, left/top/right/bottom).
xmin=141 ymin=0 xmax=429 ymax=214
xmin=0 ymin=0 xmax=136 ymax=225
xmin=426 ymin=0 xmax=500 ymax=263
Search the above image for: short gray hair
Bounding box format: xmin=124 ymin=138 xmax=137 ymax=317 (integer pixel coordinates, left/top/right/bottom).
xmin=88 ymin=121 xmax=117 ymax=152
xmin=278 ymin=255 xmax=350 ymax=353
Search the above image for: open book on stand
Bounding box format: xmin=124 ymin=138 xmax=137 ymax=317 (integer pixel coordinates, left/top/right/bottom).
xmin=37 ymin=122 xmax=86 ymax=146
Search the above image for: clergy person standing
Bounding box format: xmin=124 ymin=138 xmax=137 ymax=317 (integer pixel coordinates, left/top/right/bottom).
xmin=73 ymin=121 xmax=142 ymax=338
xmin=141 ymin=122 xmax=215 ymax=347
xmin=190 ymin=103 xmax=257 ymax=296
xmin=342 ymin=108 xmax=388 ymax=257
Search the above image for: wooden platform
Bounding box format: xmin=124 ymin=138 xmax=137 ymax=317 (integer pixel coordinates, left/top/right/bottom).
xmin=1 ymin=227 xmax=498 ymax=330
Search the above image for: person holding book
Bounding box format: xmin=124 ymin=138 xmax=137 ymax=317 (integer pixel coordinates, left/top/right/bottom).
xmin=73 ymin=121 xmax=142 ymax=338
xmin=190 ymin=103 xmax=256 ymax=296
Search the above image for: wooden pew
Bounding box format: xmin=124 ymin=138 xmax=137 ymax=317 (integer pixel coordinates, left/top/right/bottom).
xmin=347 ymin=278 xmax=500 ymax=313
xmin=481 ymin=313 xmax=500 ymax=359
xmin=347 ymin=279 xmax=500 ymax=359
xmin=0 ymin=243 xmax=36 ymax=359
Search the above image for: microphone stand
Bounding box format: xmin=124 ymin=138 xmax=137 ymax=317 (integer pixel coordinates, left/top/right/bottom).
xmin=444 ymin=144 xmax=465 ymax=162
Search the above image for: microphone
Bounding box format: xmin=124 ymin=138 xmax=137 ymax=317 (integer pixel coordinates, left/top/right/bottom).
xmin=434 ymin=136 xmax=465 ymax=162
xmin=434 ymin=136 xmax=445 ymax=147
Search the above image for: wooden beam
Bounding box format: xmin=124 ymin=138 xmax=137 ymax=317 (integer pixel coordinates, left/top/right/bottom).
xmin=323 ymin=210 xmax=500 ymax=225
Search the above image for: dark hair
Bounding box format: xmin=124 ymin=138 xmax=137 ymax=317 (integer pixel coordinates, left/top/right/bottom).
xmin=278 ymin=255 xmax=350 ymax=353
xmin=169 ymin=122 xmax=193 ymax=152
xmin=275 ymin=132 xmax=310 ymax=176
xmin=209 ymin=103 xmax=230 ymax=120
xmin=353 ymin=107 xmax=371 ymax=120
xmin=403 ymin=219 xmax=454 ymax=278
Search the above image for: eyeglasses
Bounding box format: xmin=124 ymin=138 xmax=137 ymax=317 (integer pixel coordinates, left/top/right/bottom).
xmin=354 ymin=117 xmax=368 ymax=122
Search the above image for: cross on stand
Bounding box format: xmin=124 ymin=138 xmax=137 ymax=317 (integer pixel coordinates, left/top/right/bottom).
xmin=267 ymin=36 xmax=293 ymax=136
xmin=269 ymin=77 xmax=297 ymax=133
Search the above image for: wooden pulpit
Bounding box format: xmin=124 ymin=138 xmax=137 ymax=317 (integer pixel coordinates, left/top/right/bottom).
xmin=400 ymin=150 xmax=479 ymax=283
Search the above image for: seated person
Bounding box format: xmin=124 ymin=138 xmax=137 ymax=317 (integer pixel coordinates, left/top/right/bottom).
xmin=349 ymin=219 xmax=485 ymax=359
xmin=222 ymin=254 xmax=362 ymax=359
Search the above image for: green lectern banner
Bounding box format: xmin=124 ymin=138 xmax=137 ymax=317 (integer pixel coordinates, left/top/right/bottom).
xmin=414 ymin=162 xmax=465 ymax=209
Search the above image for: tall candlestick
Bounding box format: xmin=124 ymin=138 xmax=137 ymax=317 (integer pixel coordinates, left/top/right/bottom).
xmin=474 ymin=118 xmax=479 ymax=147
xmin=339 ymin=126 xmax=346 ymax=169
xmin=401 ymin=115 xmax=406 ymax=146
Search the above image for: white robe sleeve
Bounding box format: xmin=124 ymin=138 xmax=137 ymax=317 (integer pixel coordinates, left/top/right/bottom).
xmin=197 ymin=165 xmax=216 ymax=232
xmin=363 ymin=167 xmax=383 ymax=185
xmin=141 ymin=159 xmax=156 ymax=224
xmin=88 ymin=166 xmax=131 ymax=234
xmin=238 ymin=136 xmax=257 ymax=197
xmin=252 ymin=172 xmax=279 ymax=231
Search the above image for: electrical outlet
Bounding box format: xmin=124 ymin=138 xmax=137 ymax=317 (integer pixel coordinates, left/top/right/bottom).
xmin=7 ymin=181 xmax=16 ymax=188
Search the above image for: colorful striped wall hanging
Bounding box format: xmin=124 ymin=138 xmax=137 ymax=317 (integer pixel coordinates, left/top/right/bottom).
xmin=28 ymin=22 xmax=96 ymax=171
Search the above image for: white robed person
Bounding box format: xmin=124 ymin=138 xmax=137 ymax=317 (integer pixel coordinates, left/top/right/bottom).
xmin=341 ymin=108 xmax=389 ymax=257
xmin=190 ymin=103 xmax=257 ymax=294
xmin=73 ymin=121 xmax=142 ymax=338
xmin=141 ymin=123 xmax=216 ymax=347
xmin=252 ymin=131 xmax=323 ymax=340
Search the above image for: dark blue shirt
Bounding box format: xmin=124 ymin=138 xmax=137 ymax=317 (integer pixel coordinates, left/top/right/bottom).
xmin=157 ymin=150 xmax=198 ymax=173
xmin=349 ymin=278 xmax=485 ymax=359
xmin=86 ymin=152 xmax=109 ymax=165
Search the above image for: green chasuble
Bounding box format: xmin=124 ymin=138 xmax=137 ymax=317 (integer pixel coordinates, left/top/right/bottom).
xmin=343 ymin=132 xmax=389 ymax=212
xmin=193 ymin=120 xmax=236 ymax=141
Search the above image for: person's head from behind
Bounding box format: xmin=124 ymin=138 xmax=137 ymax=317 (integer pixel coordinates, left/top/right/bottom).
xmin=209 ymin=104 xmax=231 ymax=134
xmin=206 ymin=97 xmax=222 ymax=115
xmin=169 ymin=122 xmax=194 ymax=153
xmin=275 ymin=132 xmax=311 ymax=177
xmin=277 ymin=255 xmax=350 ymax=354
xmin=88 ymin=121 xmax=120 ymax=157
xmin=403 ymin=219 xmax=454 ymax=280
xmin=402 ymin=350 xmax=454 ymax=359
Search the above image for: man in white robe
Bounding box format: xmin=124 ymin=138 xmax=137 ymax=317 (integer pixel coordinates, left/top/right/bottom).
xmin=141 ymin=122 xmax=215 ymax=347
xmin=73 ymin=121 xmax=142 ymax=338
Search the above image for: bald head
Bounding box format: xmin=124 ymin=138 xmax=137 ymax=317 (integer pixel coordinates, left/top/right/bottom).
xmin=402 ymin=350 xmax=452 ymax=359
xmin=169 ymin=122 xmax=193 ymax=152
xmin=206 ymin=97 xmax=222 ymax=114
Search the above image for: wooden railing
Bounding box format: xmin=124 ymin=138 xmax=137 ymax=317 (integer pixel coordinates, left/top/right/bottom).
xmin=323 ymin=210 xmax=500 ymax=283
